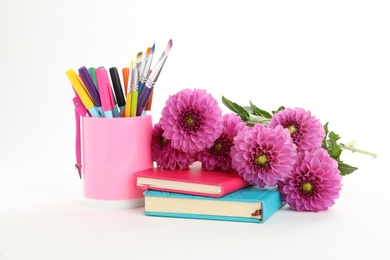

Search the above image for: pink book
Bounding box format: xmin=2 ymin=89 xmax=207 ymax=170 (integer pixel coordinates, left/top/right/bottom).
xmin=133 ymin=164 xmax=250 ymax=198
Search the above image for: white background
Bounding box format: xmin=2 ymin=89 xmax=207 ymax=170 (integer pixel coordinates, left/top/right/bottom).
xmin=1 ymin=0 xmax=389 ymax=259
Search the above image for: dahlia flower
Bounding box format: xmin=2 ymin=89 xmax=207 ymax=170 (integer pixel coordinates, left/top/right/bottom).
xmin=159 ymin=88 xmax=224 ymax=154
xmin=197 ymin=113 xmax=247 ymax=171
xmin=267 ymin=107 xmax=325 ymax=151
xmin=278 ymin=148 xmax=343 ymax=212
xmin=151 ymin=123 xmax=196 ymax=170
xmin=230 ymin=124 xmax=297 ymax=187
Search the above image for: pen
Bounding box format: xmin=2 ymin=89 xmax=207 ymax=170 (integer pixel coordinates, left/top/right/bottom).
xmin=138 ymin=43 xmax=155 ymax=96
xmin=95 ymin=67 xmax=114 ymax=118
xmin=66 ymin=69 xmax=101 ymax=117
xmin=72 ymin=87 xmax=90 ymax=117
xmin=136 ymin=39 xmax=173 ymax=116
xmin=109 ymin=67 xmax=126 ymax=115
xmin=72 ymin=90 xmax=88 ymax=179
xmin=88 ymin=67 xmax=98 ymax=90
xmin=79 ymin=66 xmax=103 ymax=117
xmin=108 ymin=81 xmax=121 ymax=117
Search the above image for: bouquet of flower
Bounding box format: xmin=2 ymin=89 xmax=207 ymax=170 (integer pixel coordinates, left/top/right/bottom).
xmin=151 ymin=88 xmax=376 ymax=212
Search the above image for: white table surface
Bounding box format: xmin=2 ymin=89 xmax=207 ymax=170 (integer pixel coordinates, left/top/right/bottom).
xmin=1 ymin=152 xmax=388 ymax=260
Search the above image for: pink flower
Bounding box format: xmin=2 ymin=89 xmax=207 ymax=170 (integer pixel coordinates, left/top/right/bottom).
xmin=159 ymin=88 xmax=224 ymax=154
xmin=151 ymin=123 xmax=196 ymax=170
xmin=230 ymin=124 xmax=297 ymax=187
xmin=197 ymin=113 xmax=247 ymax=171
xmin=278 ymin=148 xmax=343 ymax=212
xmin=267 ymin=107 xmax=325 ymax=151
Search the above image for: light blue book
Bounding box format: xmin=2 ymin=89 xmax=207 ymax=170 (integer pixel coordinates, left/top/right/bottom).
xmin=144 ymin=186 xmax=285 ymax=223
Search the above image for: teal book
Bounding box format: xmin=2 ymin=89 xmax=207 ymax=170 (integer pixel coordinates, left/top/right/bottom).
xmin=144 ymin=186 xmax=285 ymax=223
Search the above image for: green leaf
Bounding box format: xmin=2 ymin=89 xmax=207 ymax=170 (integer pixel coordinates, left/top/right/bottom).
xmin=247 ymin=114 xmax=271 ymax=125
xmin=249 ymin=101 xmax=272 ymax=119
xmin=329 ymin=131 xmax=341 ymax=142
xmin=222 ymin=96 xmax=250 ymax=122
xmin=322 ymin=122 xmax=359 ymax=176
xmin=242 ymin=106 xmax=253 ymax=113
xmin=323 ymin=122 xmax=329 ymax=135
xmin=327 ymin=136 xmax=342 ymax=159
xmin=338 ymin=161 xmax=358 ymax=176
xmin=272 ymin=106 xmax=285 ymax=114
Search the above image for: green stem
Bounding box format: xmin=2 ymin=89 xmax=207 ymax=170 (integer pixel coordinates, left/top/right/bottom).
xmin=338 ymin=141 xmax=378 ymax=158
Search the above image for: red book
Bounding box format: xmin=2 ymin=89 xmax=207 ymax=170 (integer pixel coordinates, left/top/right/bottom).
xmin=134 ymin=164 xmax=250 ymax=198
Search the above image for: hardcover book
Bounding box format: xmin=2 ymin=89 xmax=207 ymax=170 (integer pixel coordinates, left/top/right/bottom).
xmin=134 ymin=166 xmax=250 ymax=198
xmin=144 ymin=186 xmax=285 ymax=223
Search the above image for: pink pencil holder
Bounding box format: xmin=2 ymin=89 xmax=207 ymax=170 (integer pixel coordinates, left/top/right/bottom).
xmin=81 ymin=115 xmax=153 ymax=209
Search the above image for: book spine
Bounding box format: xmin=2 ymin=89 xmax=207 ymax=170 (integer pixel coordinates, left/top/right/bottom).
xmin=144 ymin=211 xmax=262 ymax=223
xmin=262 ymin=191 xmax=285 ymax=221
xmin=143 ymin=187 xmax=223 ymax=197
xmin=219 ymin=177 xmax=250 ymax=197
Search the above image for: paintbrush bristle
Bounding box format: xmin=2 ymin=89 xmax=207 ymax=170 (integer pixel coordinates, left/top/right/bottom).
xmin=151 ymin=43 xmax=156 ymax=54
xmin=146 ymin=47 xmax=151 ymax=56
xmin=164 ymin=39 xmax=173 ymax=55
xmin=136 ymin=52 xmax=143 ymax=63
xmin=130 ymin=59 xmax=134 ymax=68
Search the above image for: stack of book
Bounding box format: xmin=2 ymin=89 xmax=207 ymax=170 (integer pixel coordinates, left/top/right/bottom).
xmin=133 ymin=163 xmax=285 ymax=223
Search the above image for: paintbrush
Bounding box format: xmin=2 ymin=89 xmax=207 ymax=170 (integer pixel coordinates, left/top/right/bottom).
xmin=122 ymin=67 xmax=130 ymax=95
xmin=138 ymin=43 xmax=155 ymax=96
xmin=136 ymin=39 xmax=172 ymax=116
xmin=130 ymin=53 xmax=142 ymax=117
xmin=123 ymin=60 xmax=133 ymax=117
